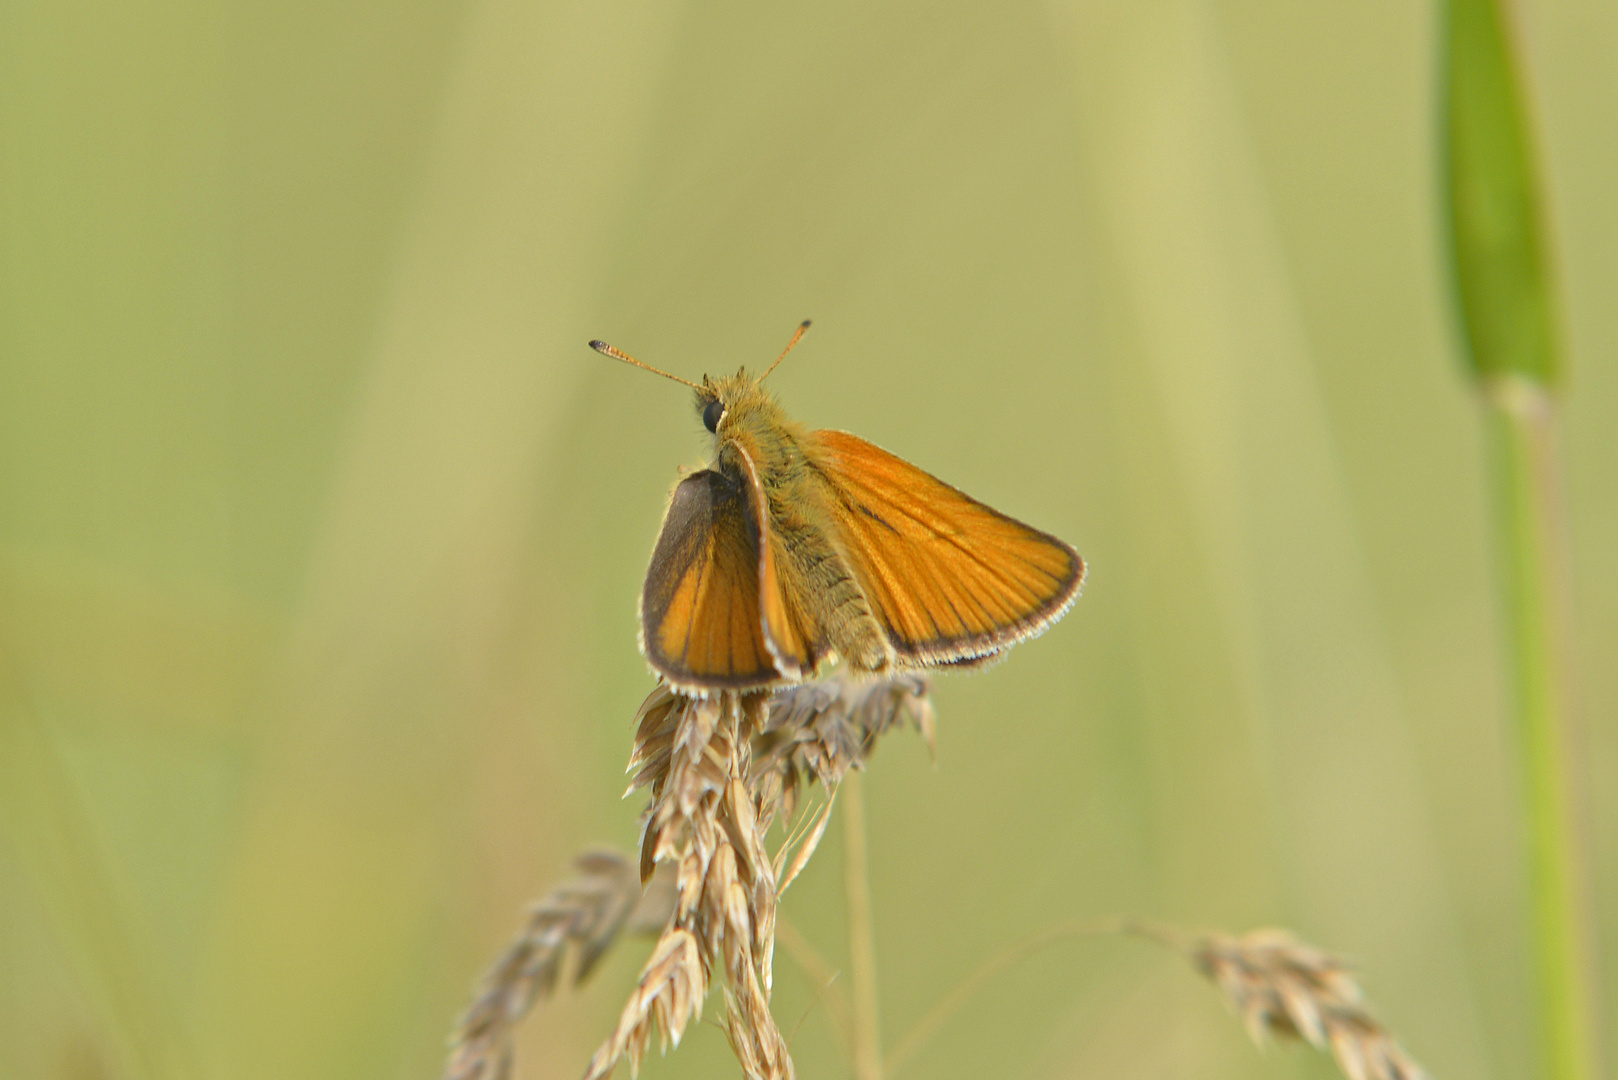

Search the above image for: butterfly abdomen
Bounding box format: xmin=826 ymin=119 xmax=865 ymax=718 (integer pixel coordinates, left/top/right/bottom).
xmin=771 ymin=482 xmax=891 ymax=674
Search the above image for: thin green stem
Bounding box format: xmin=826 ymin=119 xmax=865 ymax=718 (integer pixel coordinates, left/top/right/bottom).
xmin=881 ymin=915 xmax=1204 ymax=1077
xmin=1439 ymin=0 xmax=1599 ymax=1070
xmin=0 ymin=671 xmax=196 ymax=1080
xmin=775 ymin=915 xmax=854 ymax=1059
xmin=842 ymin=769 xmax=883 ymax=1080
xmin=1486 ymin=379 xmax=1598 ymax=1080
xmin=884 ymin=917 xmax=1128 ymax=1078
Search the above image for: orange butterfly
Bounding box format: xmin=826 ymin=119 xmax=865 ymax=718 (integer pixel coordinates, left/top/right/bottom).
xmin=593 ymin=323 xmax=1084 ymax=694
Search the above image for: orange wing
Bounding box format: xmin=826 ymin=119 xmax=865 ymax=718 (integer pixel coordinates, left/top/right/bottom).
xmin=640 ymin=468 xmax=778 ymax=690
xmin=756 ymin=518 xmax=824 ymax=681
xmin=640 ymin=453 xmax=822 ymax=691
xmin=736 ymin=444 xmax=824 ymax=682
xmin=812 ymin=430 xmax=1084 ymax=666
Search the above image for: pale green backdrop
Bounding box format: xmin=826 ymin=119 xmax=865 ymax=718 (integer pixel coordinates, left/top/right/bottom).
xmin=2 ymin=1 xmax=1615 ymax=1079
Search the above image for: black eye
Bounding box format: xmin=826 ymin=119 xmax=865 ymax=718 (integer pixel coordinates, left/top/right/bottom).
xmin=703 ymin=399 xmax=724 ymax=432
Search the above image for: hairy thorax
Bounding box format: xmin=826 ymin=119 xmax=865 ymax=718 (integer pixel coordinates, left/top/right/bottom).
xmin=707 ymin=372 xmax=891 ymax=674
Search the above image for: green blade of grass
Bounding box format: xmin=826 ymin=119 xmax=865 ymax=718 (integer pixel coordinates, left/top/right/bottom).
xmin=0 ymin=667 xmax=196 ymax=1080
xmin=1440 ymin=4 xmax=1598 ymax=1080
xmin=1442 ymin=0 xmax=1559 ymax=387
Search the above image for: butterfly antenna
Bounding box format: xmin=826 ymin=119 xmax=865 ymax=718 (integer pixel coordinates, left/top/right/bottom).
xmin=588 ymin=339 xmax=701 ymax=390
xmin=761 ymin=319 xmax=812 ymax=381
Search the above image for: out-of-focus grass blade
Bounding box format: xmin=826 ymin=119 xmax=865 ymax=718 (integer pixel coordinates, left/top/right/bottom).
xmin=1441 ymin=5 xmax=1596 ymax=1080
xmin=0 ymin=654 xmax=196 ymax=1080
xmin=1442 ymin=0 xmax=1559 ymax=387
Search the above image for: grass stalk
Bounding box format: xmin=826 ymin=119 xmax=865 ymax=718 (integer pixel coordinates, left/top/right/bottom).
xmin=0 ymin=682 xmax=194 ymax=1080
xmin=1484 ymin=382 xmax=1596 ymax=1080
xmin=842 ymin=769 xmax=884 ymax=1080
xmin=776 ymin=916 xmax=854 ymax=1059
xmin=1441 ymin=1 xmax=1600 ymax=1077
xmin=884 ymin=918 xmax=1128 ymax=1078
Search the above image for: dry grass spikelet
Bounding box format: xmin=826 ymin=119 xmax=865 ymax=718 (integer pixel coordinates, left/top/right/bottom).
xmin=444 ymin=676 xmax=1441 ymax=1080
xmin=445 ymin=675 xmax=938 ymax=1080
xmin=589 ymin=687 xmax=793 ymax=1080
xmin=1190 ymin=929 xmax=1432 ymax=1080
xmin=751 ymin=673 xmax=935 ymax=821
xmin=583 ymin=927 xmax=708 ymax=1078
xmin=443 ymin=851 xmax=675 ymax=1080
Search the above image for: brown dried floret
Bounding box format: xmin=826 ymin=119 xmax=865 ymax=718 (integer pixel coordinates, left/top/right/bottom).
xmin=447 ymin=675 xmax=938 ymax=1080
xmin=444 ymin=851 xmax=674 ymax=1080
xmin=751 ymin=674 xmax=935 ymax=821
xmin=1191 ymin=929 xmax=1432 ymax=1080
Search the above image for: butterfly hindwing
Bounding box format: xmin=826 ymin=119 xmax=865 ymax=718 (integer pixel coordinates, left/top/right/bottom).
xmin=811 ymin=429 xmax=1085 ymax=665
xmin=640 ymin=468 xmax=780 ymax=690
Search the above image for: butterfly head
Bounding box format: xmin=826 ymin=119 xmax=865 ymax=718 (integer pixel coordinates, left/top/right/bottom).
xmin=695 ymin=369 xmax=771 ymax=436
xmin=696 ymin=369 xmax=807 ymax=486
xmin=698 ymin=319 xmax=811 ymax=441
xmin=590 ymin=321 xmax=811 ymax=472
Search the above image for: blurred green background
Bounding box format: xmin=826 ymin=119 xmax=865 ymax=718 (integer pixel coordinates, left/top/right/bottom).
xmin=2 ymin=1 xmax=1615 ymax=1078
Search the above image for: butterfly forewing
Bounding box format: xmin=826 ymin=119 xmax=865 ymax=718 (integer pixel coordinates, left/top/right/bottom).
xmin=811 ymin=430 xmax=1084 ymax=664
xmin=641 ymin=469 xmax=782 ymax=690
xmin=758 ymin=527 xmax=824 ymax=679
xmin=732 ymin=443 xmax=823 ymax=681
